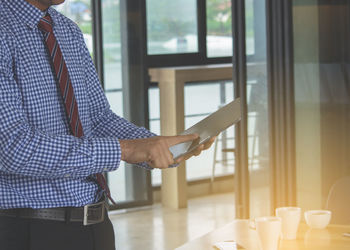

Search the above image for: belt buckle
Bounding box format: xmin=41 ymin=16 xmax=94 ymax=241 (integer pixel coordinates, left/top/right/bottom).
xmin=83 ymin=200 xmax=105 ymax=226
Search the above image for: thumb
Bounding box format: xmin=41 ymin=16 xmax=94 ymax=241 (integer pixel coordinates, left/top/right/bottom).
xmin=167 ymin=133 xmax=199 ymax=146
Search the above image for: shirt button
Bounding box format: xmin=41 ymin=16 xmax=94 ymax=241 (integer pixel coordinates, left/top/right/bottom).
xmin=103 ymin=168 xmax=108 ymax=172
xmin=64 ymin=174 xmax=71 ymax=178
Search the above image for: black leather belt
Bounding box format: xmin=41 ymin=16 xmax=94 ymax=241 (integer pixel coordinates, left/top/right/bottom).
xmin=0 ymin=200 xmax=106 ymax=226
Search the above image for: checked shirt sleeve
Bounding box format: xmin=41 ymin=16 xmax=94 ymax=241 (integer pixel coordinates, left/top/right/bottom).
xmin=80 ymin=30 xmax=157 ymax=170
xmin=0 ymin=34 xmax=121 ymax=179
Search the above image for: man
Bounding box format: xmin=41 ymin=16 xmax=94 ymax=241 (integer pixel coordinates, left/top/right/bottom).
xmin=0 ymin=0 xmax=215 ymax=249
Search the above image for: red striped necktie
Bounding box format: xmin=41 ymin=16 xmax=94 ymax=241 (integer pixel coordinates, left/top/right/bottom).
xmin=38 ymin=14 xmax=116 ymax=206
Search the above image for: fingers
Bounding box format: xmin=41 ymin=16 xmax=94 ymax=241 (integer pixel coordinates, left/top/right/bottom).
xmin=175 ymin=144 xmax=204 ymax=164
xmin=203 ymin=136 xmax=216 ymax=150
xmin=193 ymin=144 xmax=204 ymax=156
xmin=174 ymin=136 xmax=217 ymax=163
xmin=121 ymin=134 xmax=216 ymax=169
xmin=148 ymin=154 xmax=173 ymax=169
xmin=147 ymin=140 xmax=175 ymax=169
xmin=167 ymin=133 xmax=199 ymax=147
xmin=175 ymin=156 xmax=184 ymax=164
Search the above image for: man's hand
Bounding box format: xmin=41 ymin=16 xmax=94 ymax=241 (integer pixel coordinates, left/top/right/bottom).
xmin=120 ymin=134 xmax=199 ymax=169
xmin=176 ymin=136 xmax=216 ymax=162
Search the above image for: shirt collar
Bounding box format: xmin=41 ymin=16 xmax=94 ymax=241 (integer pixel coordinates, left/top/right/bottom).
xmin=4 ymin=0 xmax=51 ymax=29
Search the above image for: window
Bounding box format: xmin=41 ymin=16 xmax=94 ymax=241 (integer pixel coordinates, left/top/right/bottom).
xmin=145 ymin=0 xmax=233 ymax=68
xmin=149 ymin=81 xmax=235 ymax=186
xmin=184 ymin=82 xmax=235 ymax=180
xmin=206 ymin=0 xmax=233 ymax=57
xmin=102 ymin=0 xmax=123 ymax=116
xmin=100 ymin=0 xmax=128 ymax=203
xmin=146 ymin=0 xmax=236 ymax=185
xmin=55 ymin=0 xmax=93 ymax=54
xmin=146 ymin=0 xmax=198 ymax=55
xmin=245 ymin=0 xmax=255 ymax=56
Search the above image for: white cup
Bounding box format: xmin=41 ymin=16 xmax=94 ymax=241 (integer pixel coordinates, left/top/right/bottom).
xmin=304 ymin=210 xmax=332 ymax=229
xmin=255 ymin=216 xmax=282 ymax=250
xmin=276 ymin=207 xmax=301 ymax=240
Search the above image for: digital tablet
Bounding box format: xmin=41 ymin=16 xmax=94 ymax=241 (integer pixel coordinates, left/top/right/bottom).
xmin=169 ymin=98 xmax=241 ymax=160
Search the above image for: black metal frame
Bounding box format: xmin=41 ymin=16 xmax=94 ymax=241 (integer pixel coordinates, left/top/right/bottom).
xmin=231 ymin=0 xmax=250 ymax=219
xmin=91 ymin=0 xmax=104 ymax=88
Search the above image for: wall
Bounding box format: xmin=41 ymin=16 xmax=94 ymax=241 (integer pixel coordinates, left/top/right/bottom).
xmin=293 ymin=0 xmax=350 ymax=212
xmin=294 ymin=0 xmax=323 ymax=210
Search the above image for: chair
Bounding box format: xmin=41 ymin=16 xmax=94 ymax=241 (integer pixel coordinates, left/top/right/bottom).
xmin=325 ymin=176 xmax=350 ymax=225
xmin=211 ymin=135 xmax=235 ymax=182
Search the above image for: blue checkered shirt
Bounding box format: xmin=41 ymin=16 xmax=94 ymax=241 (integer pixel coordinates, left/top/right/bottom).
xmin=0 ymin=0 xmax=154 ymax=209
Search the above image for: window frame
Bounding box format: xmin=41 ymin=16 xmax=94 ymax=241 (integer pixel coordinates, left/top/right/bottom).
xmin=145 ymin=0 xmax=263 ymax=68
xmin=145 ymin=0 xmax=232 ymax=68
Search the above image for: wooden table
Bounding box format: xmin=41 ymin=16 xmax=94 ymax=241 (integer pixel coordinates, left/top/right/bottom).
xmin=175 ymin=220 xmax=350 ymax=250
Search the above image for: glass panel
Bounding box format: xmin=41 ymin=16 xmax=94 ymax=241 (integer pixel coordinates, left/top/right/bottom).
xmin=186 ymin=82 xmax=235 ymax=180
xmin=102 ymin=0 xmax=122 ymax=91
xmin=55 ymin=0 xmax=93 ymax=54
xmin=245 ymin=0 xmax=270 ymax=218
xmin=245 ymin=0 xmax=255 ymax=56
xmin=100 ymin=1 xmax=149 ymax=205
xmin=106 ymin=91 xmax=123 ymax=118
xmin=105 ymin=91 xmax=127 ymax=202
xmin=108 ymin=162 xmax=127 ymax=202
xmin=293 ymin=0 xmax=350 ymax=215
xmin=206 ymin=0 xmax=233 ymax=57
xmin=103 ymin=3 xmax=150 ymax=205
xmin=149 ymin=88 xmax=161 ymax=186
xmin=149 ymin=82 xmax=235 ymax=186
xmin=146 ymin=0 xmax=198 ymax=55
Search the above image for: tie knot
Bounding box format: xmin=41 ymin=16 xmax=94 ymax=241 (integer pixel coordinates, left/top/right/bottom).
xmin=38 ymin=14 xmax=53 ymax=33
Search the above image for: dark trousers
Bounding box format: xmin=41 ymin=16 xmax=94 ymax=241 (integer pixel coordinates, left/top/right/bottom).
xmin=0 ymin=213 xmax=115 ymax=250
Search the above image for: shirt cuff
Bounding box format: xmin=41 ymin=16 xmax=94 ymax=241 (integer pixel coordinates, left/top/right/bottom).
xmin=135 ymin=162 xmax=179 ymax=170
xmin=137 ymin=162 xmax=154 ymax=170
xmin=168 ymin=163 xmax=179 ymax=168
xmin=91 ymin=137 xmax=121 ymax=173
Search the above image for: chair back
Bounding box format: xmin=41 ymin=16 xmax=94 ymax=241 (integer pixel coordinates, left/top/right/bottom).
xmin=326 ymin=176 xmax=350 ymax=225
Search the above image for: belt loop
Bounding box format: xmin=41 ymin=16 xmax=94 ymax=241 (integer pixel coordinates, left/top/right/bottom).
xmin=65 ymin=207 xmax=72 ymax=224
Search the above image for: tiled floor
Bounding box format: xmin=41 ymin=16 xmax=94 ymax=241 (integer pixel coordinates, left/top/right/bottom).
xmin=109 ymin=192 xmax=236 ymax=250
